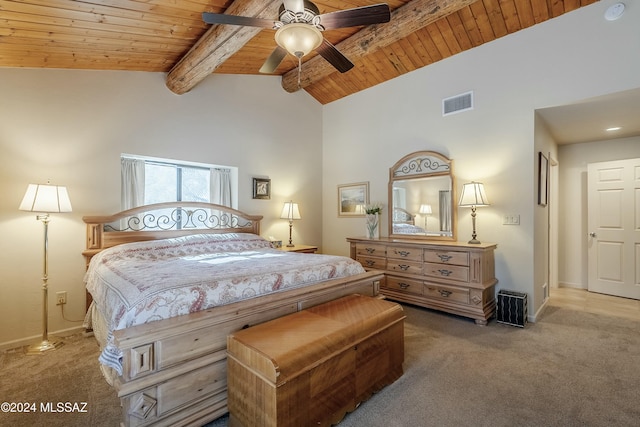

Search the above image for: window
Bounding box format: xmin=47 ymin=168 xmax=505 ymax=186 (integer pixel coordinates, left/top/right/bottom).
xmin=144 ymin=161 xmax=210 ymax=204
xmin=121 ymin=154 xmax=238 ymax=210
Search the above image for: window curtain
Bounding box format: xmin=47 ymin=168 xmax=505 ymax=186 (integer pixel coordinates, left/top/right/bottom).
xmin=210 ymin=168 xmax=232 ymax=207
xmin=439 ymin=190 xmax=451 ymax=232
xmin=121 ymin=157 xmax=145 ymax=210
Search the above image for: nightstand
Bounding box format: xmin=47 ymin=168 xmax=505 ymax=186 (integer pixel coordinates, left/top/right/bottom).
xmin=279 ymin=244 xmax=318 ymax=254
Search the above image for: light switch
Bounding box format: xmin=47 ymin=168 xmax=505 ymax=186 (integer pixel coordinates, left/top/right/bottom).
xmin=503 ymin=214 xmax=520 ymax=225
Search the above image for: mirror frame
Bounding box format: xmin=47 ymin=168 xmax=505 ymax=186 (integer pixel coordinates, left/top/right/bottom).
xmin=388 ymin=150 xmax=457 ymax=241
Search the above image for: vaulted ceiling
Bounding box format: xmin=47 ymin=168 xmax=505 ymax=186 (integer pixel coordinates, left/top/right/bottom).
xmin=2 ymin=0 xmax=598 ymax=105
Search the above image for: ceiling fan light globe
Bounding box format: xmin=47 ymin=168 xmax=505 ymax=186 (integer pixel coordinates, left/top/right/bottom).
xmin=275 ymin=23 xmax=322 ymax=58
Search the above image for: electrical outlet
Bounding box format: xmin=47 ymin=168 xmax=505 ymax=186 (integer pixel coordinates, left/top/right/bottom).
xmin=56 ymin=291 xmax=67 ymax=306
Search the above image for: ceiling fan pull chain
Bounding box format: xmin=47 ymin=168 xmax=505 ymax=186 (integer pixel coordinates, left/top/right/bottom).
xmin=297 ymin=55 xmax=302 ymax=88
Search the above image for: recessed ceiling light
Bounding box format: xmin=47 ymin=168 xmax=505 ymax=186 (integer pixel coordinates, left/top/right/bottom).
xmin=606 ymin=126 xmax=622 ymax=132
xmin=604 ymin=3 xmax=625 ymax=21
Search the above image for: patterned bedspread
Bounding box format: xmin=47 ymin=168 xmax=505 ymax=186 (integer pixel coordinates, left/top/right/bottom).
xmin=84 ymin=233 xmax=365 ymax=374
xmin=392 ymin=223 xmax=427 ymax=234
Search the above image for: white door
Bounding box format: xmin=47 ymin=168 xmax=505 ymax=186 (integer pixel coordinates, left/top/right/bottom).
xmin=587 ymin=158 xmax=640 ymax=299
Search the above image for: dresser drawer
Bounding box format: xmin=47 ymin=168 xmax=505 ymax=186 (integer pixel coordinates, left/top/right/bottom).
xmin=356 ymin=243 xmax=386 ymax=258
xmin=424 ymin=250 xmax=469 ymax=266
xmin=387 ymin=259 xmax=423 ymax=275
xmin=387 ymin=246 xmax=422 ymax=262
xmin=356 ymin=256 xmax=386 ymax=270
xmin=385 ymin=276 xmax=423 ymax=296
xmin=424 ymin=283 xmax=469 ymax=304
xmin=423 ymin=262 xmax=469 ymax=282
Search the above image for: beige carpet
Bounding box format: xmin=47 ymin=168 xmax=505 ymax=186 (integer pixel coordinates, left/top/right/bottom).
xmin=0 ymin=332 xmax=121 ymax=427
xmin=2 ymin=298 xmax=639 ymax=427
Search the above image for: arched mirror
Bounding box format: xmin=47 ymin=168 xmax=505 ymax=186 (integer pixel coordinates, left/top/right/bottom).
xmin=389 ymin=151 xmax=456 ymax=240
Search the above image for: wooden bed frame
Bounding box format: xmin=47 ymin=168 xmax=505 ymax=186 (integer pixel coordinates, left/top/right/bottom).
xmin=82 ymin=202 xmax=383 ymax=427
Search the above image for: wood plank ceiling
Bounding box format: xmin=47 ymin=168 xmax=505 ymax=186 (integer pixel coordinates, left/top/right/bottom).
xmin=1 ymin=0 xmax=598 ymax=104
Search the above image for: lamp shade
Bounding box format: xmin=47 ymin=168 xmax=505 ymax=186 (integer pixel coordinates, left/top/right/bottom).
xmin=458 ymin=182 xmax=489 ymax=207
xmin=280 ymin=202 xmax=301 ymax=220
xmin=419 ymin=204 xmax=432 ymax=215
xmin=19 ymin=183 xmax=72 ymax=213
xmin=275 ymin=23 xmax=323 ymax=58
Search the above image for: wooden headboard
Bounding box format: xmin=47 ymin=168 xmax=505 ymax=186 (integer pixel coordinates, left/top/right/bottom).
xmin=82 ymin=202 xmax=263 ymax=262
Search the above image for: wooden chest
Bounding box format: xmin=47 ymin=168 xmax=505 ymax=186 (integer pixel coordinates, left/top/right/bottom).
xmin=226 ymin=294 xmax=405 ymax=427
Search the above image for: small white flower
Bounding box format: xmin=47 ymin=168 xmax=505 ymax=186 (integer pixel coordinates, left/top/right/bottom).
xmin=364 ymin=202 xmax=383 ymax=215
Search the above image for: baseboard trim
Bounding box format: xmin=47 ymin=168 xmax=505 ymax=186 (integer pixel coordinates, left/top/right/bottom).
xmin=529 ymin=296 xmax=549 ymax=323
xmin=0 ymin=325 xmax=86 ymax=352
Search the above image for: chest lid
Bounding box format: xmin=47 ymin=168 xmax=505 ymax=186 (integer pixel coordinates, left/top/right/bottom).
xmin=227 ymin=294 xmax=404 ymax=385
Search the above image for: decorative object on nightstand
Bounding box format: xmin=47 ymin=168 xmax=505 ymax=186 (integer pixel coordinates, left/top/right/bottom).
xmin=418 ymin=204 xmax=432 ymax=231
xmin=280 ymin=201 xmax=301 ymax=247
xmin=19 ymin=181 xmax=73 ymax=354
xmin=458 ymin=181 xmax=490 ymax=244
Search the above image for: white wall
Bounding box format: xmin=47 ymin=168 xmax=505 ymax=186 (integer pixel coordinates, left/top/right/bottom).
xmin=322 ymin=0 xmax=640 ymax=319
xmin=0 ymin=70 xmax=322 ymax=348
xmin=533 ymin=116 xmax=558 ymax=307
xmin=558 ymin=136 xmax=640 ymax=289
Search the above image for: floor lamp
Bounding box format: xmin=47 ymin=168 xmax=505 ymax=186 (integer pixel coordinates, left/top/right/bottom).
xmin=19 ymin=182 xmax=72 ymax=354
xmin=458 ymin=182 xmax=489 ymax=244
xmin=280 ymin=201 xmax=301 ymax=247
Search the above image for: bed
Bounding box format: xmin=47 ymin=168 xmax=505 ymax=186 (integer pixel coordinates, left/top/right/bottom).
xmin=392 ymin=207 xmax=427 ymax=235
xmin=82 ymin=202 xmax=383 ymax=427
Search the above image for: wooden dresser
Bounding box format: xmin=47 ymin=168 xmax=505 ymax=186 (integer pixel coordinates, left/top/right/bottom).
xmin=347 ymin=237 xmax=497 ymax=325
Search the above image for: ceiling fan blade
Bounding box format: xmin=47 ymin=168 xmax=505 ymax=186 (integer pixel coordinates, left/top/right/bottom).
xmin=202 ymin=12 xmax=276 ymax=28
xmin=259 ymin=47 xmax=288 ymax=74
xmin=316 ymin=39 xmax=354 ymax=73
xmin=318 ymin=4 xmax=391 ymax=30
xmin=282 ymin=0 xmax=305 ymax=14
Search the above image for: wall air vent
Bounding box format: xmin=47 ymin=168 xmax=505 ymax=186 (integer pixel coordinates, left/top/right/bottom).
xmin=442 ymin=91 xmax=474 ymax=116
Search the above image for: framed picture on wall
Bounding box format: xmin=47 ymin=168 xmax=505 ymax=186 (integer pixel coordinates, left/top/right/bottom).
xmin=538 ymin=152 xmax=548 ymax=206
xmin=338 ymin=182 xmax=369 ymax=217
xmin=252 ymin=178 xmax=271 ymax=200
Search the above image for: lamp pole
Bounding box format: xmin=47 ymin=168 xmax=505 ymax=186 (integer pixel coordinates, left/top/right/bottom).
xmin=468 ymin=205 xmax=480 ymax=244
xmin=27 ymin=213 xmax=63 ymax=354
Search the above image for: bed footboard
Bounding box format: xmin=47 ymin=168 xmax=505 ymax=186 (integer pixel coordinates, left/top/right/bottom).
xmin=109 ymin=271 xmax=383 ymax=427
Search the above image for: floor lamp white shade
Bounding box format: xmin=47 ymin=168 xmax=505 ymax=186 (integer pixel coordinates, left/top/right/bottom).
xmin=19 ymin=182 xmax=72 ymax=354
xmin=458 ymin=182 xmax=489 ymax=244
xmin=280 ymin=201 xmax=301 ymax=247
xmin=19 ymin=184 xmax=72 ymax=213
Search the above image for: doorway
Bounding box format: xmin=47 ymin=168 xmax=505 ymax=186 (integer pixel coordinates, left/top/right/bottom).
xmin=587 ymin=158 xmax=640 ymax=300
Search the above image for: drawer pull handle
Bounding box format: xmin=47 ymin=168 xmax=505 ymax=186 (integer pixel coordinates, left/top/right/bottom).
xmin=439 ymin=290 xmax=452 ymax=297
xmin=365 ymin=247 xmax=376 ymax=254
xmin=399 ymin=282 xmax=410 ymax=289
xmin=437 ymin=254 xmax=453 ymax=262
xmin=364 ymin=260 xmax=375 ymax=267
xmin=438 ymin=269 xmax=453 ymax=276
xmin=397 ymin=264 xmax=410 ymax=271
xmin=396 ymin=250 xmax=411 ymax=257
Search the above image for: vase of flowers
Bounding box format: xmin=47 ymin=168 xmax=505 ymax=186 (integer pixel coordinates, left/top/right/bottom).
xmin=364 ymin=203 xmax=383 ymax=239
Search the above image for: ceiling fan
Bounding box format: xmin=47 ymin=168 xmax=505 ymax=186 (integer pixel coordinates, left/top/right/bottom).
xmin=202 ymin=0 xmax=391 ymax=74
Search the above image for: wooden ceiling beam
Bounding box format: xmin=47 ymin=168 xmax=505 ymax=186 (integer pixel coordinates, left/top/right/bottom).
xmin=281 ymin=0 xmax=477 ymax=93
xmin=166 ymin=0 xmax=477 ymax=95
xmin=165 ymin=0 xmax=281 ymax=94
